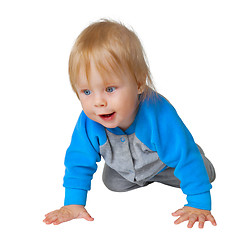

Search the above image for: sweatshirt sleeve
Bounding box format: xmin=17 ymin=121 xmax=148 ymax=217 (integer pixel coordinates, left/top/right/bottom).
xmin=139 ymin=95 xmax=213 ymax=210
xmin=63 ymin=111 xmax=101 ymax=206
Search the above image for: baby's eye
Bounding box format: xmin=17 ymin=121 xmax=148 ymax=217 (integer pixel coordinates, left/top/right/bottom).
xmin=83 ymin=89 xmax=91 ymax=95
xmin=106 ymin=87 xmax=116 ymax=93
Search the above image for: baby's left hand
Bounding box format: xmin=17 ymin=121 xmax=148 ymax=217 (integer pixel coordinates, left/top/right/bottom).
xmin=172 ymin=206 xmax=217 ymax=228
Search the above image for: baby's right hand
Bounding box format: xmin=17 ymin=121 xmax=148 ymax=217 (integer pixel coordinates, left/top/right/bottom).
xmin=43 ymin=205 xmax=94 ymax=225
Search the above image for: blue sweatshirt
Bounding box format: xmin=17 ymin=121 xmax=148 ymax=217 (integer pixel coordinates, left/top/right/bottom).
xmin=63 ymin=93 xmax=212 ymax=210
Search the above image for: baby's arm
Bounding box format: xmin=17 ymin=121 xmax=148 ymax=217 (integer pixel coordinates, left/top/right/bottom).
xmin=43 ymin=205 xmax=94 ymax=225
xmin=172 ymin=206 xmax=216 ymax=228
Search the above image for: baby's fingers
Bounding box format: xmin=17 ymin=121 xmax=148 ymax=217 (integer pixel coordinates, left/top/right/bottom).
xmin=206 ymin=214 xmax=217 ymax=226
xmin=187 ymin=214 xmax=198 ymax=228
xmin=172 ymin=209 xmax=184 ymax=217
xmin=79 ymin=210 xmax=94 ymax=221
xmin=174 ymin=213 xmax=189 ymax=225
xmin=198 ymin=214 xmax=206 ymax=228
xmin=52 ymin=215 xmax=68 ymax=225
xmin=43 ymin=212 xmax=58 ymax=225
xmin=43 ymin=209 xmax=71 ymax=225
xmin=44 ymin=210 xmax=58 ymax=219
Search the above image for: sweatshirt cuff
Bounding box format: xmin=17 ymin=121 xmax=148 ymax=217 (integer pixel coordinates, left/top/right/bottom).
xmin=185 ymin=191 xmax=211 ymax=210
xmin=64 ymin=188 xmax=88 ymax=206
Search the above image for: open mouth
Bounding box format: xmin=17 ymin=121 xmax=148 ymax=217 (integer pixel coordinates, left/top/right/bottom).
xmin=101 ymin=112 xmax=114 ymax=117
xmin=99 ymin=112 xmax=116 ymax=121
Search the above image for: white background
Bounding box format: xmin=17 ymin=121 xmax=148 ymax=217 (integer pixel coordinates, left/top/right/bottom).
xmin=1 ymin=0 xmax=239 ymax=239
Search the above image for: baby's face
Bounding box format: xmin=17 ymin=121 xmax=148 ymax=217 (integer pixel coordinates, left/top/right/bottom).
xmin=76 ymin=62 xmax=141 ymax=131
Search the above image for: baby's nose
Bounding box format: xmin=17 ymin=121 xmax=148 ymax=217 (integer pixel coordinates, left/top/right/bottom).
xmin=94 ymin=95 xmax=107 ymax=107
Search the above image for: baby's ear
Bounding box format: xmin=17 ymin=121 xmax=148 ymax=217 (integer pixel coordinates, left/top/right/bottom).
xmin=137 ymin=74 xmax=147 ymax=94
xmin=138 ymin=88 xmax=143 ymax=94
xmin=137 ymin=84 xmax=144 ymax=94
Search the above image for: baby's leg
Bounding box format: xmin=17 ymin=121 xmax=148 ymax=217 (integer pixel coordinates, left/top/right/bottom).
xmin=149 ymin=167 xmax=181 ymax=187
xmin=102 ymin=164 xmax=141 ymax=192
xmin=196 ymin=144 xmax=216 ymax=183
xmin=149 ymin=144 xmax=216 ymax=187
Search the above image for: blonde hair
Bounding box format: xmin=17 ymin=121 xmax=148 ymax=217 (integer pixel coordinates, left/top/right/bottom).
xmin=68 ymin=19 xmax=156 ymax=100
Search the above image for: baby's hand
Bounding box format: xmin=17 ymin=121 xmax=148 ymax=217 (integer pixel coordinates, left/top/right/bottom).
xmin=43 ymin=205 xmax=94 ymax=225
xmin=172 ymin=206 xmax=217 ymax=228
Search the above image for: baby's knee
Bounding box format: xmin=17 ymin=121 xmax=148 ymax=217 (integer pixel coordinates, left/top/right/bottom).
xmin=203 ymin=157 xmax=216 ymax=183
xmin=197 ymin=145 xmax=216 ymax=183
xmin=102 ymin=176 xmax=124 ymax=192
xmin=208 ymin=163 xmax=216 ymax=183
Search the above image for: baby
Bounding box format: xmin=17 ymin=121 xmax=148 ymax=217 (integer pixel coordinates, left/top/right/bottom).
xmin=43 ymin=19 xmax=216 ymax=228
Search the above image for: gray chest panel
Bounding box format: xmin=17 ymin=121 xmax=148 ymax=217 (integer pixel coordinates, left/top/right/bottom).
xmin=100 ymin=130 xmax=166 ymax=185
